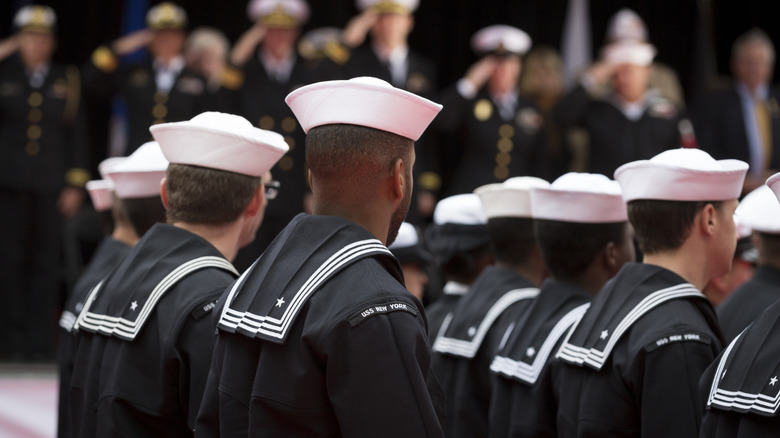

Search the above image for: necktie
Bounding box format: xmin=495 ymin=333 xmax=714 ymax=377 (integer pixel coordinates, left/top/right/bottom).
xmin=755 ymin=98 xmax=772 ymax=170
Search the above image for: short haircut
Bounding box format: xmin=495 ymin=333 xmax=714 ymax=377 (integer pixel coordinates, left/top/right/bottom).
xmin=627 ymin=200 xmax=722 ymax=255
xmin=440 ymin=243 xmax=492 ymax=279
xmin=487 ymin=217 xmax=537 ymax=266
xmin=757 ymin=231 xmax=780 ymax=258
xmin=536 ymin=220 xmax=628 ymax=281
xmin=123 ymin=196 xmax=167 ymax=237
xmin=164 ymin=163 xmax=260 ymax=225
xmin=732 ymin=28 xmax=775 ymax=65
xmin=306 ymin=124 xmax=413 ymax=183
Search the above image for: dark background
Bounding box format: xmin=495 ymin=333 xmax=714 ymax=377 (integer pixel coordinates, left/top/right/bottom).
xmin=1 ymin=0 xmax=778 ymax=103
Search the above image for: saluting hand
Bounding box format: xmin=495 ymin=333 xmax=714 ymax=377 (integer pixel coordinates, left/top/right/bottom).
xmin=464 ymin=56 xmax=499 ymax=90
xmin=342 ymin=9 xmax=378 ymax=48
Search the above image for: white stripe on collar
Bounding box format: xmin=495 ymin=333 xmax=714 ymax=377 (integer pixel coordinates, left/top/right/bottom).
xmin=432 ymin=288 xmax=539 ymax=359
xmin=74 ymin=256 xmax=237 ymax=340
xmin=555 ymin=283 xmax=703 ymax=370
xmin=707 ymin=331 xmax=780 ymax=415
xmin=491 ymin=303 xmax=590 ymax=384
xmin=219 ymin=239 xmax=391 ymax=340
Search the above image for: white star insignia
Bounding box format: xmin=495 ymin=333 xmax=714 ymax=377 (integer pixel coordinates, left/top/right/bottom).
xmin=771 ymin=376 xmax=778 ymax=386
xmin=526 ymin=347 xmax=536 ymax=357
xmin=467 ymin=326 xmax=477 ymax=337
xmin=276 ymin=297 xmax=285 ymax=308
xmin=130 ymin=301 xmax=138 ymax=311
xmin=600 ymin=329 xmax=609 ymax=340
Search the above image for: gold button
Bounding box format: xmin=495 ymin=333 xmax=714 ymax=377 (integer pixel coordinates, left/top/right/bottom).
xmin=26 ymin=141 xmax=40 ymax=156
xmin=278 ymin=156 xmax=294 ymax=171
xmin=494 ymin=166 xmax=509 ymax=180
xmin=259 ymin=116 xmax=274 ymax=130
xmin=496 ymin=152 xmax=511 ymax=166
xmin=284 ymin=136 xmax=295 ymax=150
xmin=28 ymin=108 xmax=43 ymax=123
xmin=28 ymin=92 xmax=43 ymax=107
xmin=281 ymin=117 xmax=297 ymax=133
xmin=154 ymin=92 xmax=168 ymax=103
xmin=499 ymin=124 xmax=515 ymax=138
xmin=27 ymin=125 xmax=42 ymax=140
xmin=497 ymin=138 xmax=513 ymax=153
xmin=152 ymin=104 xmax=168 ymax=119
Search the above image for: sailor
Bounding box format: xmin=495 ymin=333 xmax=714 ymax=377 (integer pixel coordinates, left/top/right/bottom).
xmin=430 ymin=177 xmax=549 ymax=437
xmin=488 ymin=172 xmax=634 ymax=437
xmin=698 ymin=172 xmax=780 ymax=438
xmin=388 ymin=221 xmax=433 ymax=302
xmin=424 ymin=193 xmax=492 ymax=340
xmin=68 ymin=112 xmax=288 ymax=436
xmin=57 ymin=144 xmax=168 ymax=438
xmin=555 ymin=148 xmax=748 ymax=437
xmin=195 ymin=77 xmax=444 ymax=437
xmin=717 ymin=184 xmax=780 ymax=341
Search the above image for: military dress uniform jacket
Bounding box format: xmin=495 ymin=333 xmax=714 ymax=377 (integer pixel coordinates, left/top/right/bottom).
xmin=699 ymin=299 xmax=780 ymax=437
xmin=433 ymin=87 xmax=546 ymax=196
xmin=58 ymin=237 xmax=130 ymax=438
xmin=489 ymin=279 xmax=591 ymax=438
xmin=691 ymin=85 xmax=780 ymax=169
xmin=0 ymin=54 xmax=89 ymax=192
xmin=431 ymin=266 xmax=539 ymax=438
xmin=69 ymin=224 xmax=239 ymax=437
xmin=553 ymin=85 xmax=684 ymax=177
xmin=555 ymin=263 xmax=724 ymax=438
xmin=231 ymin=54 xmax=319 ymax=270
xmin=717 ymin=265 xmax=780 ymax=343
xmin=83 ymin=51 xmax=207 ymax=154
xmin=343 ymin=46 xmax=437 ymax=97
xmin=196 ymin=214 xmax=444 ymax=437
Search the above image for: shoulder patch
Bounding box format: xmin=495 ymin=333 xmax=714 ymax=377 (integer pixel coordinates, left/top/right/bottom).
xmin=348 ymin=301 xmax=418 ymax=327
xmin=192 ymin=297 xmax=220 ymax=321
xmin=645 ymin=332 xmax=711 ymax=353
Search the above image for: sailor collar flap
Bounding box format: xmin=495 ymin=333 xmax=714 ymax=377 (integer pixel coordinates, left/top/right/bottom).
xmin=74 ymin=225 xmax=238 ymax=340
xmin=433 ymin=266 xmax=539 ymax=359
xmin=556 ymin=264 xmax=706 ymax=371
xmin=706 ymin=305 xmax=780 ymax=417
xmin=218 ymin=214 xmax=400 ymax=344
xmin=491 ymin=280 xmax=591 ymax=385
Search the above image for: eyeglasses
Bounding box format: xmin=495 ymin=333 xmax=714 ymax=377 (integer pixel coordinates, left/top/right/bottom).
xmin=264 ymin=180 xmax=280 ymax=200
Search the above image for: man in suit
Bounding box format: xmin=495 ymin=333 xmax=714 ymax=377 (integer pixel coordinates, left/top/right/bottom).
xmin=691 ymin=28 xmax=780 ymax=194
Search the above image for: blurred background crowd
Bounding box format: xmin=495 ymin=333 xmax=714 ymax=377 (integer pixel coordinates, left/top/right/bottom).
xmin=0 ymin=0 xmax=777 ymax=363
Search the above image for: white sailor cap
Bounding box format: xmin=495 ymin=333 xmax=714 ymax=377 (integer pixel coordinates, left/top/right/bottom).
xmin=356 ymin=0 xmax=419 ymax=14
xmin=532 ymin=172 xmax=627 ymax=223
xmin=146 ymin=2 xmax=188 ymax=30
xmin=14 ymin=5 xmax=56 ymax=34
xmin=97 ymin=157 xmax=126 ymax=180
xmin=601 ymin=39 xmax=656 ymax=66
xmin=86 ymin=180 xmax=114 ymax=212
xmin=389 ymin=222 xmax=432 ymax=264
xmin=737 ymin=184 xmax=780 ymax=234
xmin=471 ymin=25 xmax=532 ymax=57
xmin=433 ymin=193 xmax=487 ymax=225
xmin=614 ymin=148 xmax=748 ymax=202
xmin=606 ymin=8 xmax=648 ymax=43
xmin=247 ymin=0 xmax=310 ymax=28
xmin=285 ymin=77 xmax=442 ymax=141
xmin=105 ymin=142 xmax=169 ymax=199
xmin=150 ymin=112 xmax=289 ymax=177
xmin=474 ymin=177 xmax=549 ymax=219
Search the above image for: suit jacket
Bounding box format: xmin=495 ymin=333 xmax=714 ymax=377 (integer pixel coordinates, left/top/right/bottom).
xmin=690 ymin=84 xmax=780 ymax=171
